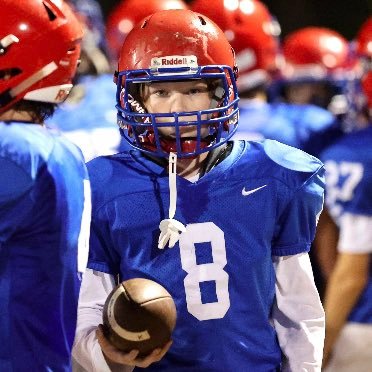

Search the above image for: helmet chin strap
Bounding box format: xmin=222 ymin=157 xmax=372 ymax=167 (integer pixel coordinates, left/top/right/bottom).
xmin=158 ymin=152 xmax=186 ymax=249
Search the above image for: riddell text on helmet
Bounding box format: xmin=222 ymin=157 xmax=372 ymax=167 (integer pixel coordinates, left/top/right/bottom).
xmin=161 ymin=57 xmax=187 ymax=65
xmin=151 ymin=55 xmax=198 ymax=69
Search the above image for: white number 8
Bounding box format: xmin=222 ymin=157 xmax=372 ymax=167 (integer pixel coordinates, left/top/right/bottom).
xmin=179 ymin=222 xmax=230 ymax=321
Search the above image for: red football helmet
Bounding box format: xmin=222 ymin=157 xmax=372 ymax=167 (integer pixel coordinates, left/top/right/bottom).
xmin=106 ymin=0 xmax=188 ymax=64
xmin=116 ymin=9 xmax=239 ymax=158
xmin=356 ymin=17 xmax=372 ymax=109
xmin=191 ymin=0 xmax=281 ymax=92
xmin=0 ymin=0 xmax=83 ymax=114
xmin=282 ymin=27 xmax=356 ymax=82
xmin=280 ymin=27 xmax=362 ymax=119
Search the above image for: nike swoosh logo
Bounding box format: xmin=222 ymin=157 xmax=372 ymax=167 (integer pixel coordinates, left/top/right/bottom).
xmin=242 ymin=185 xmax=267 ymax=196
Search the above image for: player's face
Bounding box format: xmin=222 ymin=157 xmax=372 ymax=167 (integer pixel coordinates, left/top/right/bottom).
xmin=141 ymin=80 xmax=212 ymax=138
xmin=285 ymin=82 xmax=330 ymax=106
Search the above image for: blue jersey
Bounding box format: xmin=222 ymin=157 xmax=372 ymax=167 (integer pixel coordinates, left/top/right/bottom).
xmin=87 ymin=140 xmax=324 ymax=371
xmin=0 ymin=122 xmax=90 ymax=371
xmin=237 ymin=101 xmax=341 ymax=157
xmin=320 ymin=125 xmax=372 ymax=324
xmin=46 ymin=73 xmax=129 ymax=161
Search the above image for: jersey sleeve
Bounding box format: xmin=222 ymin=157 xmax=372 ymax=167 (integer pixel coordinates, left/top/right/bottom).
xmin=87 ymin=205 xmax=121 ymax=275
xmin=0 ymin=158 xmax=34 ymax=242
xmin=341 ymin=165 xmax=372 ymax=215
xmin=272 ymin=168 xmax=325 ymax=256
xmin=325 ymin=157 xmax=372 ymax=253
xmin=337 ymin=167 xmax=372 ymax=253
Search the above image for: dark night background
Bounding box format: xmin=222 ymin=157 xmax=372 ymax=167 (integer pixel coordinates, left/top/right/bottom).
xmin=98 ymin=0 xmax=371 ymax=40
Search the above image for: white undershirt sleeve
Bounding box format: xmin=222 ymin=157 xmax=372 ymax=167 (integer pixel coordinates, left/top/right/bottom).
xmin=72 ymin=269 xmax=133 ymax=372
xmin=272 ymin=253 xmax=325 ymax=372
xmin=338 ymin=213 xmax=372 ymax=253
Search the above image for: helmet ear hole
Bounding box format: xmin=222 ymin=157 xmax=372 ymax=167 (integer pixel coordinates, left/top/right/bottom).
xmin=0 ymin=68 xmax=22 ymax=81
xmin=198 ymin=16 xmax=206 ymax=26
xmin=43 ymin=2 xmax=57 ymax=21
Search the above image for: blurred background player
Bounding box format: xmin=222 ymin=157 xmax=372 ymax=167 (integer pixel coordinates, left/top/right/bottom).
xmin=320 ymin=17 xmax=372 ymax=372
xmin=46 ymin=0 xmax=125 ymax=162
xmin=277 ymin=25 xmax=366 ymax=296
xmin=191 ymin=0 xmax=340 ymax=158
xmin=0 ymin=0 xmax=90 ymax=370
xmin=73 ymin=9 xmax=325 ymax=371
xmin=279 ymin=26 xmax=363 ymax=133
xmin=191 ymin=0 xmax=342 ymax=298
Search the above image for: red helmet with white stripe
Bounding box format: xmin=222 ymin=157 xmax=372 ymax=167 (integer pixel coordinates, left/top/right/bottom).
xmin=0 ymin=0 xmax=83 ymax=114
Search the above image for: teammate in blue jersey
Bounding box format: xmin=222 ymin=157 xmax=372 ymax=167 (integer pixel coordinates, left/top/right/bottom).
xmin=47 ymin=72 xmax=123 ymax=161
xmin=321 ymin=17 xmax=372 ymax=372
xmin=0 ymin=1 xmax=90 ymax=370
xmin=237 ymin=102 xmax=340 ymax=158
xmin=46 ymin=0 xmax=126 ymax=161
xmin=73 ymin=9 xmax=325 ymax=371
xmin=190 ymin=0 xmax=340 ymax=301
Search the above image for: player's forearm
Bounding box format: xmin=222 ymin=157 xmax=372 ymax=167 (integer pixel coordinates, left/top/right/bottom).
xmin=323 ymin=264 xmax=367 ymax=355
xmin=312 ymin=208 xmax=339 ymax=279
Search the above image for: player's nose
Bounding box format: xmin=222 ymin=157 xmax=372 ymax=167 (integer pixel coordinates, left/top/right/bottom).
xmin=169 ymin=93 xmax=198 ymax=123
xmin=170 ymin=92 xmax=188 ymax=113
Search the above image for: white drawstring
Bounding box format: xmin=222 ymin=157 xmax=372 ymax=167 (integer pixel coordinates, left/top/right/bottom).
xmin=158 ymin=152 xmax=186 ymax=249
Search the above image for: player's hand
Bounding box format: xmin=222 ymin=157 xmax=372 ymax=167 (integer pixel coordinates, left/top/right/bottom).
xmin=96 ymin=325 xmax=172 ymax=368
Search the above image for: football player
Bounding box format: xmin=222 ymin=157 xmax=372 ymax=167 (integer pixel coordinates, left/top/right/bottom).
xmin=73 ymin=9 xmax=325 ymax=371
xmin=321 ymin=17 xmax=372 ymax=371
xmin=279 ymin=27 xmax=362 ymax=132
xmin=191 ymin=0 xmax=342 ymax=299
xmin=279 ymin=26 xmax=368 ymax=299
xmin=0 ymin=0 xmax=90 ymax=370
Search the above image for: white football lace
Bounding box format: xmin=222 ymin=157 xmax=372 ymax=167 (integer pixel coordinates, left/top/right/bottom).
xmin=158 ymin=152 xmax=186 ymax=249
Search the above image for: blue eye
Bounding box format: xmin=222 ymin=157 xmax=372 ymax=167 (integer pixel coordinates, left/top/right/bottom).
xmin=155 ymin=90 xmax=168 ymax=97
xmin=189 ymin=89 xmax=201 ymax=95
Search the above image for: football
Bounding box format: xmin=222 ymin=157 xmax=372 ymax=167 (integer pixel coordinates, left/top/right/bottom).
xmin=102 ymin=278 xmax=177 ymax=356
